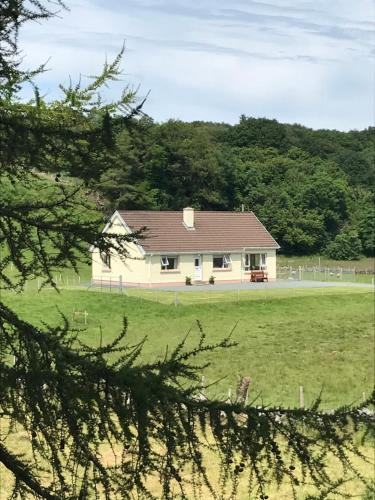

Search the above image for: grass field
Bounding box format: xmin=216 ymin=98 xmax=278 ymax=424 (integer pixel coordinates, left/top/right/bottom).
xmin=4 ymin=286 xmax=374 ymax=409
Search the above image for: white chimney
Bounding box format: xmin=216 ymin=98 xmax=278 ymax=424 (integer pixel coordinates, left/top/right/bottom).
xmin=183 ymin=207 xmax=194 ymax=229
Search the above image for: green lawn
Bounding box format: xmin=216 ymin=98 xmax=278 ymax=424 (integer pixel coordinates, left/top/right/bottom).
xmin=4 ymin=287 xmax=374 ymax=409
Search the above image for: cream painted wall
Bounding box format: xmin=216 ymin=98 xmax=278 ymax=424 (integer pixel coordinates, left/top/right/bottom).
xmin=93 ymin=248 xmax=277 ymax=285
xmin=91 ymin=215 xmax=147 ymax=284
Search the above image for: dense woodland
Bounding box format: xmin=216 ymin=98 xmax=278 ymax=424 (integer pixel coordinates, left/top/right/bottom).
xmin=53 ymin=115 xmax=374 ymax=258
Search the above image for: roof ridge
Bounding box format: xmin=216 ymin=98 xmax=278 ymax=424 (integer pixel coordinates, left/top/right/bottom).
xmin=118 ymin=209 xmax=255 ymax=214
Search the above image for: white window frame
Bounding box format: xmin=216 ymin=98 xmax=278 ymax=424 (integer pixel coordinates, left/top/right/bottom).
xmin=161 ymin=255 xmax=178 ymax=271
xmin=245 ymin=253 xmax=267 ymax=271
xmin=213 ymin=254 xmax=232 ymax=270
xmin=100 ymin=251 xmax=111 ymax=270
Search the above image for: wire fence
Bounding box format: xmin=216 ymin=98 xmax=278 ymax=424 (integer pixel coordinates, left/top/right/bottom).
xmin=7 ymin=267 xmax=374 ymax=306
xmin=277 ymin=265 xmax=374 ymax=284
xmin=16 ymin=278 xmax=371 ymax=307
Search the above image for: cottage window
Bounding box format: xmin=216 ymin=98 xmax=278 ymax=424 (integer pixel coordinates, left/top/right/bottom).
xmin=161 ymin=255 xmax=178 ymax=271
xmin=213 ymin=254 xmax=231 ymax=269
xmin=100 ymin=251 xmax=111 ymax=269
xmin=245 ymin=253 xmax=267 ymax=271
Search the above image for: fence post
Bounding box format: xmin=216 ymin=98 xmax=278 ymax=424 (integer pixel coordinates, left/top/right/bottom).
xmin=119 ymin=275 xmax=123 ymax=294
xmin=201 ymin=375 xmax=205 ymax=399
xmin=298 ymin=266 xmax=302 ymax=281
xmin=227 ymin=388 xmax=232 ymax=403
xmin=109 ymin=276 xmax=112 ymax=292
xmin=299 ymin=386 xmax=305 ymax=408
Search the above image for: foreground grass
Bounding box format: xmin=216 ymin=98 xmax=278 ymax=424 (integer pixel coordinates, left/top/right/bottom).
xmin=4 ymin=287 xmax=374 ymax=408
xmin=0 ymin=422 xmax=373 ymax=499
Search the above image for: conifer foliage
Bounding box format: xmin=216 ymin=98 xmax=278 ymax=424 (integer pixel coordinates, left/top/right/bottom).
xmin=0 ymin=1 xmax=374 ymax=498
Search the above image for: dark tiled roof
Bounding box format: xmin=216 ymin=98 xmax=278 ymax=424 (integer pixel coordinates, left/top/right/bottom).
xmin=118 ymin=210 xmax=279 ymax=253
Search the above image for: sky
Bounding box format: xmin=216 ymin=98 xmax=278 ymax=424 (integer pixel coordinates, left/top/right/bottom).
xmin=20 ymin=0 xmax=375 ymax=130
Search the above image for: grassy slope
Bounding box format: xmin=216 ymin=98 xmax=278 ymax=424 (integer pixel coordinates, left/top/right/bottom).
xmin=4 ymin=287 xmax=373 ymax=409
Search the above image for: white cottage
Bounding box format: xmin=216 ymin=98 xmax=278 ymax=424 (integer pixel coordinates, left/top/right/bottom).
xmin=91 ymin=208 xmax=279 ymax=287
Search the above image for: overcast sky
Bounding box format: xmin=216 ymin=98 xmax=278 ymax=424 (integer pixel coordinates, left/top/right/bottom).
xmin=20 ymin=0 xmax=374 ymax=130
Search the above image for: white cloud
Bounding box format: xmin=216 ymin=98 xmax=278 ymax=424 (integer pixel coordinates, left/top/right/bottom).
xmin=18 ymin=0 xmax=374 ymax=130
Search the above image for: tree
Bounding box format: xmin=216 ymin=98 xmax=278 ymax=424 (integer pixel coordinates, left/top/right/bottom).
xmin=0 ymin=2 xmax=374 ymax=498
xmin=325 ymin=229 xmax=363 ymax=260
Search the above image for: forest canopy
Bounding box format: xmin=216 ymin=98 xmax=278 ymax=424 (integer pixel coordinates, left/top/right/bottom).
xmin=55 ymin=114 xmax=374 ymax=258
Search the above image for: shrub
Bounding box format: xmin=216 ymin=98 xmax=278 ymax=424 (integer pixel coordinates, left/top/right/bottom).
xmin=185 ymin=276 xmax=192 ymax=285
xmin=325 ymin=229 xmax=363 ymax=260
xmin=209 ymin=275 xmax=215 ymax=284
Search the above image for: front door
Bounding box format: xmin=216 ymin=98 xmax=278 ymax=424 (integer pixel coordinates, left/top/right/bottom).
xmin=194 ymin=255 xmax=202 ymax=281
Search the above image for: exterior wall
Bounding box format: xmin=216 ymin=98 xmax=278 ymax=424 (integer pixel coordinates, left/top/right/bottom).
xmin=145 ymin=249 xmax=277 ymax=286
xmin=91 ymin=215 xmax=148 ymax=285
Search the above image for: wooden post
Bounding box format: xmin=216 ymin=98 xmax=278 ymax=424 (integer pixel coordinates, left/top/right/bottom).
xmin=236 ymin=376 xmax=251 ymax=405
xmin=299 ymin=386 xmax=304 ymax=408
xmin=201 ymin=375 xmax=205 ymax=398
xmin=298 ymin=266 xmax=302 ymax=281
xmin=109 ymin=276 xmax=112 ymax=292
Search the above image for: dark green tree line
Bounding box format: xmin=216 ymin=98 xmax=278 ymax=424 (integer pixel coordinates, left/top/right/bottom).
xmin=84 ymin=117 xmax=374 ymax=258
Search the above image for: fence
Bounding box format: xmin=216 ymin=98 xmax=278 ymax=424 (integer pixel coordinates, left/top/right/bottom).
xmin=9 ymin=270 xmax=374 ymax=305
xmin=85 ymin=282 xmax=373 ymax=306
xmin=197 ymin=377 xmax=372 ymax=413
xmin=277 ymin=265 xmax=374 ymax=284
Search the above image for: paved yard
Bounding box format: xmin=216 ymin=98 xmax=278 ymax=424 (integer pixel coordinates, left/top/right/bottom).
xmin=151 ymin=279 xmax=374 ymax=292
